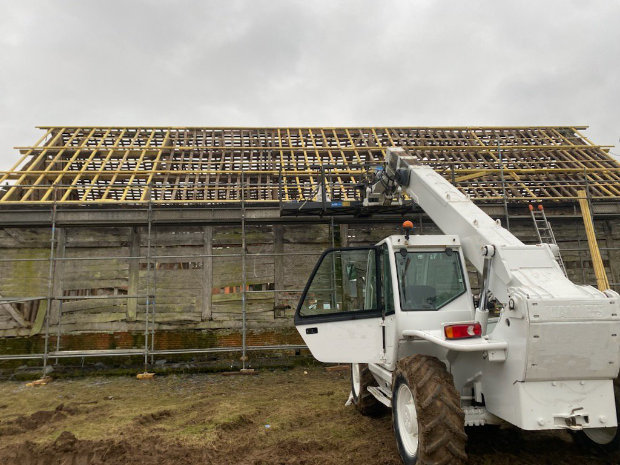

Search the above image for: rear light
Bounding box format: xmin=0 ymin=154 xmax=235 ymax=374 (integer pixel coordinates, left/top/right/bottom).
xmin=444 ymin=322 xmax=482 ymax=339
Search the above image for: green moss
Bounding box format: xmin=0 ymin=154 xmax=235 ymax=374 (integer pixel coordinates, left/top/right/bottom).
xmin=8 ymin=248 xmax=50 ymax=295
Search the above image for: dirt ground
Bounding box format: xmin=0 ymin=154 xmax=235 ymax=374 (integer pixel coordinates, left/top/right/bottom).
xmin=0 ymin=366 xmax=617 ymax=465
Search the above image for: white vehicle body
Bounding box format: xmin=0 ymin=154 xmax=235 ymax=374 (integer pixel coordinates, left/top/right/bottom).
xmin=294 ymin=148 xmax=620 ymax=435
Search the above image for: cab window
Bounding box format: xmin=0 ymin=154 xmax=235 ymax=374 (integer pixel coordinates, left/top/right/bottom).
xmin=298 ymin=248 xmax=379 ymax=318
xmin=395 ymin=250 xmax=465 ymax=311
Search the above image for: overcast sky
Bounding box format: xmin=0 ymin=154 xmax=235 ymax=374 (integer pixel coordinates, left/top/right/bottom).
xmin=1 ymin=0 xmax=619 ymax=170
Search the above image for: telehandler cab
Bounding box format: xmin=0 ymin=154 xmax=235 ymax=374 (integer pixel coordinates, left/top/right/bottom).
xmin=294 ymin=148 xmax=620 ymax=464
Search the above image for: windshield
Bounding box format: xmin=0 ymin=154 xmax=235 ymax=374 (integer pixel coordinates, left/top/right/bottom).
xmin=395 ymin=250 xmax=466 ymax=311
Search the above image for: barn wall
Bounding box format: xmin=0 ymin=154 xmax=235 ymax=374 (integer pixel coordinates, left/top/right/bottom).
xmin=0 ymin=223 xmax=333 ymax=341
xmin=0 ymin=215 xmax=618 ymax=351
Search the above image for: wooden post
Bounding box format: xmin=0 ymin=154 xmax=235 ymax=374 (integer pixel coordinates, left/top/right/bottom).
xmin=339 ymin=224 xmax=349 ymax=247
xmin=577 ymin=190 xmax=610 ymax=291
xmin=274 ymin=226 xmax=284 ymax=306
xmin=202 ymin=226 xmax=213 ymax=320
xmin=50 ymin=228 xmax=66 ymax=324
xmin=50 ymin=228 xmax=65 ymax=326
xmin=127 ymin=227 xmax=140 ymax=321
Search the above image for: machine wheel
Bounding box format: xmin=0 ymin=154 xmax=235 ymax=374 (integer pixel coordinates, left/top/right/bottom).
xmin=392 ymin=355 xmax=467 ymax=465
xmin=351 ymin=363 xmax=384 ymax=416
xmin=575 ymin=377 xmax=620 ymax=452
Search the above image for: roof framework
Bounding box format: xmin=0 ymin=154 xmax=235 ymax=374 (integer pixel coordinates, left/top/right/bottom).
xmin=0 ymin=126 xmax=618 ymax=205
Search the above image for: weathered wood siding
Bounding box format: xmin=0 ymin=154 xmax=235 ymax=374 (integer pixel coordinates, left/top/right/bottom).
xmin=0 ymin=228 xmax=51 ymax=334
xmin=0 ymin=217 xmax=618 ymax=338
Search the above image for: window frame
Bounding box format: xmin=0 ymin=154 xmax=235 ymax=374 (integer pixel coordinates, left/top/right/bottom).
xmin=381 ymin=244 xmax=396 ymax=316
xmin=394 ymin=249 xmax=467 ymax=312
xmin=294 ymin=246 xmax=384 ymax=325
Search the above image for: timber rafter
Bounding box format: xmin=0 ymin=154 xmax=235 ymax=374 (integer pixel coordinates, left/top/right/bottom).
xmin=0 ymin=126 xmax=618 ymax=205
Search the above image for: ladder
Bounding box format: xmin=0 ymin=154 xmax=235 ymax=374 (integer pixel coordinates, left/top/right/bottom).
xmin=529 ymin=204 xmax=567 ymax=276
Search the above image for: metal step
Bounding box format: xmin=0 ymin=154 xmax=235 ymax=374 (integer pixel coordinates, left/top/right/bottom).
xmin=365 ymin=388 xmax=500 ymax=426
xmin=464 ymin=406 xmax=492 ymax=426
xmin=367 ymin=386 xmax=392 ymax=407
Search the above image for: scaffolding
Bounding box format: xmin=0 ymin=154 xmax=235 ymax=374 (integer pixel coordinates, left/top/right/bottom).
xmin=0 ymin=187 xmax=314 ymax=368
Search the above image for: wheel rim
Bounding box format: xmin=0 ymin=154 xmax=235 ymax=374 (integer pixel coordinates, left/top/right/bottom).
xmin=352 ymin=364 xmax=361 ymax=397
xmin=396 ymin=383 xmax=419 ymax=457
xmin=584 ymin=426 xmax=617 ymax=445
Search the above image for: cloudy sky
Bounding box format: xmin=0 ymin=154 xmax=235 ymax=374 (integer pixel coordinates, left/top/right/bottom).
xmin=0 ymin=0 xmax=619 ymax=169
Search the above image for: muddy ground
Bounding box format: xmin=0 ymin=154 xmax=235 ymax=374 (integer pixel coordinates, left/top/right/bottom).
xmin=0 ymin=366 xmax=617 ymax=465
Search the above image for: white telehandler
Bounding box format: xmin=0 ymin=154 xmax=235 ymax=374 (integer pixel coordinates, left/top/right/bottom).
xmin=294 ymin=147 xmax=620 ymax=464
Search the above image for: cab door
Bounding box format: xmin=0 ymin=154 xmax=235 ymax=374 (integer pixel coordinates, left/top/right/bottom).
xmin=294 ymin=247 xmax=385 ymax=363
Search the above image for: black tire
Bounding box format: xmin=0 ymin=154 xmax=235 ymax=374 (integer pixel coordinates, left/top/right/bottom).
xmin=351 ymin=363 xmax=384 ymax=416
xmin=392 ymin=355 xmax=467 ymax=465
xmin=575 ymin=377 xmax=620 ymax=453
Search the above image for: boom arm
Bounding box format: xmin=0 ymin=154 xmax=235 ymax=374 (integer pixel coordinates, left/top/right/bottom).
xmin=365 ymin=148 xmax=614 ymax=307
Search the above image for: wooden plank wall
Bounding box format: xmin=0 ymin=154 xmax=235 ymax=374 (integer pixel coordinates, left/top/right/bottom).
xmin=0 ymin=228 xmax=51 ymax=335
xmin=0 ymin=217 xmax=618 ymax=338
xmin=60 ymin=227 xmax=130 ymax=333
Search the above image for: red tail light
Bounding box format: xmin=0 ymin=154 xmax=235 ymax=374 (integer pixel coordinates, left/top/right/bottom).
xmin=444 ymin=322 xmax=482 ymax=339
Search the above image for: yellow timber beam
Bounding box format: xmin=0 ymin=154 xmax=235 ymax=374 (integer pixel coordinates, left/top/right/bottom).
xmin=577 ymin=190 xmax=610 ymax=291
